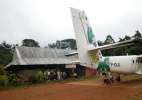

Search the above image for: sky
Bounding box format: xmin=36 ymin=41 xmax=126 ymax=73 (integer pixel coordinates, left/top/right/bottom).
xmin=0 ymin=0 xmax=142 ymax=47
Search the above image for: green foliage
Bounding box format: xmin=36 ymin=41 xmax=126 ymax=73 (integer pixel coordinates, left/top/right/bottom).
xmin=22 ymin=39 xmax=40 ymax=47
xmin=48 ymin=30 xmax=142 ymax=56
xmin=61 ymin=39 xmax=77 ymax=49
xmin=0 ymin=30 xmax=141 ymax=68
xmin=8 ymin=74 xmax=18 ymax=85
xmin=48 ymin=43 xmax=56 ymax=48
xmin=0 ymin=52 xmax=13 ymax=65
xmin=0 ymin=66 xmax=8 ymax=86
xmin=36 ymin=71 xmax=44 ymax=82
xmin=99 ymin=30 xmax=142 ymax=56
xmin=126 ymin=46 xmax=142 ymax=55
xmin=104 ymin=35 xmax=115 ymax=44
xmin=29 ymin=75 xmax=38 ymax=83
xmin=119 ymin=35 xmax=131 ymax=42
xmin=48 ymin=39 xmax=77 ymax=50
xmin=0 ymin=66 xmax=5 ymax=75
xmin=0 ymin=41 xmax=13 ymax=65
xmin=133 ymin=30 xmax=142 ymax=38
xmin=97 ymin=40 xmax=104 ymax=46
xmin=0 ymin=75 xmax=8 ymax=86
xmin=29 ymin=71 xmax=44 ymax=83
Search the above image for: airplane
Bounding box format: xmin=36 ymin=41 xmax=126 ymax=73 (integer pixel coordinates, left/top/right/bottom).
xmin=70 ymin=8 xmax=142 ymax=78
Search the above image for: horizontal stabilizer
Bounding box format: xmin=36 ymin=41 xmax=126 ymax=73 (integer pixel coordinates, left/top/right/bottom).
xmin=88 ymin=38 xmax=142 ymax=52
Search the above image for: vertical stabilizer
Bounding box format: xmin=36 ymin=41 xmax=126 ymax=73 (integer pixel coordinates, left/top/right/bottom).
xmin=70 ymin=8 xmax=102 ymax=68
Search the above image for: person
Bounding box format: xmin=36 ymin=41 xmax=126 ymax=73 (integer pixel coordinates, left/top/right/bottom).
xmin=53 ymin=71 xmax=57 ymax=80
xmin=47 ymin=71 xmax=51 ymax=81
xmin=73 ymin=72 xmax=77 ymax=78
xmin=102 ymin=72 xmax=111 ymax=85
xmin=57 ymin=70 xmax=62 ymax=80
xmin=50 ymin=72 xmax=54 ymax=80
xmin=62 ymin=72 xmax=67 ymax=79
xmin=108 ymin=72 xmax=114 ymax=83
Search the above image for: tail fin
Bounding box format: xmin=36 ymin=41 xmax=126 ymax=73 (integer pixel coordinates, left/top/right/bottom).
xmin=70 ymin=8 xmax=102 ymax=68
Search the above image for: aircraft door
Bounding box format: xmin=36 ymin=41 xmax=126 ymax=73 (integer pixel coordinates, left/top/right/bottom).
xmin=131 ymin=57 xmax=137 ymax=73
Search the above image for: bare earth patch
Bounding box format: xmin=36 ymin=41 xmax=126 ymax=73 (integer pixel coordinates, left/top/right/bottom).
xmin=0 ymin=77 xmax=142 ymax=100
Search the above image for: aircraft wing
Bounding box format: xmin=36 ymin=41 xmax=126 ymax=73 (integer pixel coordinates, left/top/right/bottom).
xmin=88 ymin=38 xmax=142 ymax=52
xmin=65 ymin=38 xmax=142 ymax=55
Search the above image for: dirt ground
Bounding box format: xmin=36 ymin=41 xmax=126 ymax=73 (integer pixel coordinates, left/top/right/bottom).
xmin=0 ymin=78 xmax=142 ymax=100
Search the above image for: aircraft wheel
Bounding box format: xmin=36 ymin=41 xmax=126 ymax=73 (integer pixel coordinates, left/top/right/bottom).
xmin=116 ymin=74 xmax=121 ymax=82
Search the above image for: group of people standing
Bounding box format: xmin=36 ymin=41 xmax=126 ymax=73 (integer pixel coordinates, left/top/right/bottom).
xmin=101 ymin=72 xmax=120 ymax=85
xmin=46 ymin=70 xmax=68 ymax=81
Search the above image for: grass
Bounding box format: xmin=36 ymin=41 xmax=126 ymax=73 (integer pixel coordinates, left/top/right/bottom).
xmin=0 ymin=83 xmax=28 ymax=91
xmin=121 ymin=74 xmax=142 ymax=81
xmin=0 ymin=76 xmax=98 ymax=91
xmin=1 ymin=74 xmax=142 ymax=100
xmin=0 ymin=74 xmax=142 ymax=91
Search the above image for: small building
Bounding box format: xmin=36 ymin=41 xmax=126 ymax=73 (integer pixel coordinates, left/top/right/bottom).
xmin=5 ymin=47 xmax=86 ymax=81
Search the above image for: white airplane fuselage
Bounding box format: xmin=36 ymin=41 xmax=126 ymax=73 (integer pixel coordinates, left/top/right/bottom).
xmin=103 ymin=55 xmax=142 ymax=74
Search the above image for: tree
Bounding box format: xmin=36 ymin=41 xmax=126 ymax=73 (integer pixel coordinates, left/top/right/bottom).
xmin=48 ymin=43 xmax=56 ymax=48
xmin=124 ymin=35 xmax=131 ymax=40
xmin=101 ymin=35 xmax=115 ymax=56
xmin=104 ymin=35 xmax=115 ymax=44
xmin=22 ymin=39 xmax=40 ymax=47
xmin=97 ymin=40 xmax=104 ymax=46
xmin=133 ymin=30 xmax=142 ymax=38
xmin=0 ymin=41 xmax=12 ymax=49
xmin=119 ymin=35 xmax=131 ymax=42
xmin=0 ymin=41 xmax=13 ymax=65
xmin=118 ymin=38 xmax=124 ymax=42
xmin=60 ymin=41 xmax=70 ymax=49
xmin=48 ymin=39 xmax=77 ymax=50
xmin=56 ymin=40 xmax=61 ymax=49
xmin=103 ymin=31 xmax=142 ymax=56
xmin=61 ymin=39 xmax=77 ymax=49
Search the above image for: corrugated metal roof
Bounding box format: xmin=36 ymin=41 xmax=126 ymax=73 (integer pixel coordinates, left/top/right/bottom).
xmin=5 ymin=47 xmax=79 ymax=69
xmin=17 ymin=47 xmax=74 ymax=58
